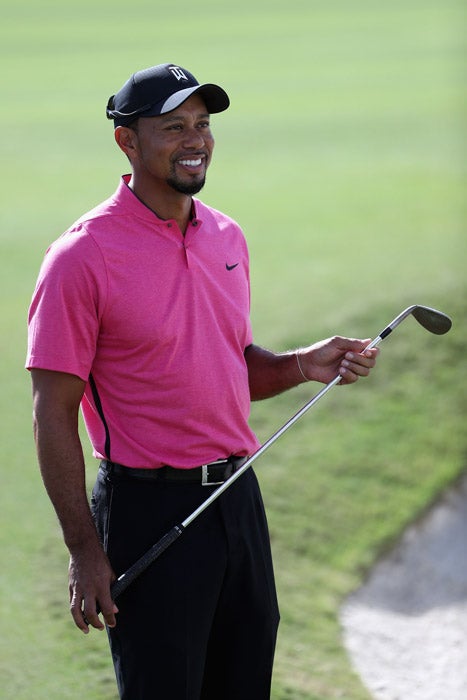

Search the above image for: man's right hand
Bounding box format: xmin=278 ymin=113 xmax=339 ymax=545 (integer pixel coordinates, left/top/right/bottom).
xmin=69 ymin=543 xmax=118 ymax=633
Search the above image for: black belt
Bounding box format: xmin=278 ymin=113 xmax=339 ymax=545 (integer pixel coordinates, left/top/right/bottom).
xmin=101 ymin=456 xmax=247 ymax=486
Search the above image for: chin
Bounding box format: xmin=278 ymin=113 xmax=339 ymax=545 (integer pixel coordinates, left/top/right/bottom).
xmin=168 ymin=177 xmax=206 ymax=196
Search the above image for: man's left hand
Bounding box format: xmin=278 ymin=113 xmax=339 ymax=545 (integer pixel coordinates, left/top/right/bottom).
xmin=297 ymin=337 xmax=379 ymax=385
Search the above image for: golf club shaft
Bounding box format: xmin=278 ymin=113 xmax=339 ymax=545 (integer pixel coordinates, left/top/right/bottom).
xmin=110 ymin=337 xmax=383 ymax=600
xmin=109 ymin=304 xmax=451 ymax=602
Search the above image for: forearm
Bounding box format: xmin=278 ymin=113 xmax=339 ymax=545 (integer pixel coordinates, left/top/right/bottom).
xmin=245 ymin=338 xmax=379 ymax=402
xmin=245 ymin=344 xmax=305 ymax=401
xmin=33 ymin=396 xmax=100 ymax=553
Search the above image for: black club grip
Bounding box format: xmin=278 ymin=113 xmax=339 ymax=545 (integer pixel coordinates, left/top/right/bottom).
xmin=110 ymin=524 xmax=185 ymax=601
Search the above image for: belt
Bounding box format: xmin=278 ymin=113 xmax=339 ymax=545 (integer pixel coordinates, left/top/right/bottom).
xmin=101 ymin=456 xmax=247 ymax=486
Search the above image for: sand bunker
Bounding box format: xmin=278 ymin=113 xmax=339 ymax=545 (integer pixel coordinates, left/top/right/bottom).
xmin=340 ymin=473 xmax=467 ymax=700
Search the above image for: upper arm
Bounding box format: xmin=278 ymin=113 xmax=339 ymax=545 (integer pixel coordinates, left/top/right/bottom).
xmin=31 ymin=369 xmax=86 ymax=420
xmin=243 ymin=344 xmax=266 ymax=385
xmin=27 ymin=233 xmax=103 ymax=384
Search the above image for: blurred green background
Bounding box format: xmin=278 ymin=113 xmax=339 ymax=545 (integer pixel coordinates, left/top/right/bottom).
xmin=1 ymin=1 xmax=465 ymax=698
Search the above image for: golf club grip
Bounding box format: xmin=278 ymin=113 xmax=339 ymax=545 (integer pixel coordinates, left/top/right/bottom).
xmin=110 ymin=524 xmax=184 ymax=601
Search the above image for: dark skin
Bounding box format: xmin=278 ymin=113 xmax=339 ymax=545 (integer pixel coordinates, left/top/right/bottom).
xmin=31 ymin=94 xmax=378 ymax=633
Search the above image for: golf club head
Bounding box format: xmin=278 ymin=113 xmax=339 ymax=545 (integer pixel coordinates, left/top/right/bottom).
xmin=410 ymin=305 xmax=452 ymax=335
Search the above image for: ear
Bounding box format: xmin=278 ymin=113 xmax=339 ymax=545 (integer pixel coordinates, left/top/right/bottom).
xmin=114 ymin=126 xmax=139 ymax=159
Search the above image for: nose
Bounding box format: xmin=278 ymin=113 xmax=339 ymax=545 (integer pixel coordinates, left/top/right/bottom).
xmin=182 ymin=126 xmax=205 ymax=150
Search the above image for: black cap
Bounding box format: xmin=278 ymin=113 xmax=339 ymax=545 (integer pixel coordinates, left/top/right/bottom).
xmin=106 ymin=63 xmax=230 ymax=127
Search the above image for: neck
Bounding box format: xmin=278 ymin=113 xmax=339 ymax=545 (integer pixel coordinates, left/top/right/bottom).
xmin=127 ymin=175 xmax=193 ymax=235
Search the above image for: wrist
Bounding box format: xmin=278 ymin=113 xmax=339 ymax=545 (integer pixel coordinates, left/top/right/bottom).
xmin=295 ymin=352 xmax=310 ymax=382
xmin=64 ymin=521 xmax=102 ymax=554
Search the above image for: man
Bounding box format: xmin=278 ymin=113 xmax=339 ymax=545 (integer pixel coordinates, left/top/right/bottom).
xmin=27 ymin=63 xmax=378 ymax=699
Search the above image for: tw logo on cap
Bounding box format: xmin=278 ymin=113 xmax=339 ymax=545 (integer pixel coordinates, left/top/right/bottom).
xmin=168 ymin=66 xmax=189 ymax=81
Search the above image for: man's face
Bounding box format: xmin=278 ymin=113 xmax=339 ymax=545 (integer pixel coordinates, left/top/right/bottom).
xmin=128 ymin=94 xmax=215 ymax=196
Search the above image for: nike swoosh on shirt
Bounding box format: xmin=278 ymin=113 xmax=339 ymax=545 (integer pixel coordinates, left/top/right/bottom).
xmin=225 ymin=263 xmax=239 ymax=271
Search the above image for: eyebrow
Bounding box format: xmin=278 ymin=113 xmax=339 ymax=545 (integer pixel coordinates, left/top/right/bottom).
xmin=159 ymin=112 xmax=211 ymax=123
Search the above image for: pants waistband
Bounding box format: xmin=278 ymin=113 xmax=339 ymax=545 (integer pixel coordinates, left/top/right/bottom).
xmin=100 ymin=456 xmax=248 ymax=486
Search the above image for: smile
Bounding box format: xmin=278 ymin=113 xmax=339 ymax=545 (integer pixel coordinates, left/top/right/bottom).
xmin=178 ymin=158 xmax=203 ymax=167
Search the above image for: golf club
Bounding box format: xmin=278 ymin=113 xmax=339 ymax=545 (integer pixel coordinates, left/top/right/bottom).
xmin=108 ymin=304 xmax=452 ymax=602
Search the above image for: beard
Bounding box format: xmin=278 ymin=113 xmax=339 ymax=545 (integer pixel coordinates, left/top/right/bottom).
xmin=167 ymin=177 xmax=206 ymax=196
xmin=167 ymin=170 xmax=207 ymax=196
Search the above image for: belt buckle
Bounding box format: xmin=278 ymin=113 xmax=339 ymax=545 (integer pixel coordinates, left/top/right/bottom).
xmin=201 ymin=461 xmax=226 ymax=486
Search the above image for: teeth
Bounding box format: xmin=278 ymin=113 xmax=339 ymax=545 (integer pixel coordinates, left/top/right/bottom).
xmin=179 ymin=158 xmax=202 ymax=167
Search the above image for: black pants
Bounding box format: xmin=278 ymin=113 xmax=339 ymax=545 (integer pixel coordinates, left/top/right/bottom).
xmin=91 ymin=465 xmax=280 ymax=700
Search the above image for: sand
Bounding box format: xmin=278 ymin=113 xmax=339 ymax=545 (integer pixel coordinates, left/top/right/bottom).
xmin=340 ymin=473 xmax=467 ymax=700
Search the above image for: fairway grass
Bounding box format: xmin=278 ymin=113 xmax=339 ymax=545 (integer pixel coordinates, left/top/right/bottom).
xmin=1 ymin=1 xmax=465 ymax=698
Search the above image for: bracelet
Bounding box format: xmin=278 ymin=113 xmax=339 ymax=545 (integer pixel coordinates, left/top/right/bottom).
xmin=296 ymin=352 xmax=309 ymax=382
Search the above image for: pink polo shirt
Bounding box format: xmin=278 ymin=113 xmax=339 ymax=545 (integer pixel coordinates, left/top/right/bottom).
xmin=27 ymin=176 xmax=260 ymax=467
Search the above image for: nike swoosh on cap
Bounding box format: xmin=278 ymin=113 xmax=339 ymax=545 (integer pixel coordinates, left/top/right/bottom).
xmin=225 ymin=262 xmax=239 ymax=271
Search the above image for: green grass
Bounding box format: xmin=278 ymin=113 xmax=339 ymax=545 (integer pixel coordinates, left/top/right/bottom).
xmin=1 ymin=0 xmax=465 ymax=698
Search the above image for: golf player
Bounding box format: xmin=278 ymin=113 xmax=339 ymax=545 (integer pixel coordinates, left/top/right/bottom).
xmin=26 ymin=62 xmax=378 ymax=699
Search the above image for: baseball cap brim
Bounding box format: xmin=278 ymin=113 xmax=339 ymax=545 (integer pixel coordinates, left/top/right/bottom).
xmin=148 ymin=83 xmax=230 ymax=116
